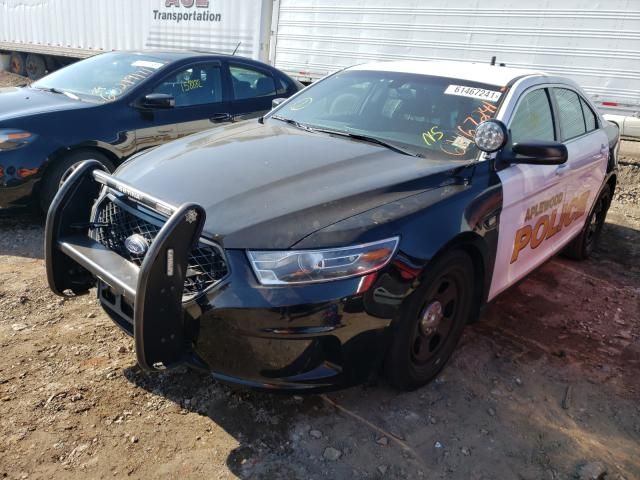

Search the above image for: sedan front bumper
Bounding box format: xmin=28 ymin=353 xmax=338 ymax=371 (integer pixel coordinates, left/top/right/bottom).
xmin=46 ymin=162 xmax=412 ymax=391
xmin=0 ymin=147 xmax=43 ymax=209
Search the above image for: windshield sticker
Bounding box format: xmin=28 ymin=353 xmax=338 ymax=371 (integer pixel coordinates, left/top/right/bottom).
xmin=181 ymin=79 xmax=203 ymax=92
xmin=445 ymin=85 xmax=502 ymax=102
xmin=451 ymin=135 xmax=472 ymax=150
xmin=422 ymin=126 xmax=443 ymax=146
xmin=290 ymin=97 xmax=312 ymax=111
xmin=132 ymin=60 xmax=165 ymax=70
xmin=440 ymin=101 xmax=498 ymax=156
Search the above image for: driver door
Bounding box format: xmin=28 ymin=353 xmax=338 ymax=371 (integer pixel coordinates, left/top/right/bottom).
xmin=134 ymin=61 xmax=231 ymax=150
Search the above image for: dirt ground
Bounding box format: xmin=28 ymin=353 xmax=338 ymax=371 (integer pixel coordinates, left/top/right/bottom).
xmin=0 ymin=71 xmax=32 ymax=87
xmin=0 ymin=76 xmax=639 ymax=480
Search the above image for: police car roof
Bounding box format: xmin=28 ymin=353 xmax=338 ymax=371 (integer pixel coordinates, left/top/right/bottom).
xmin=349 ymin=60 xmax=546 ymax=87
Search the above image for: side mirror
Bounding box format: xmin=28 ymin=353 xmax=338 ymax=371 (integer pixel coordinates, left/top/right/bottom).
xmin=271 ymin=97 xmax=286 ymax=110
xmin=510 ymin=141 xmax=568 ymax=165
xmin=141 ymin=93 xmax=175 ymax=109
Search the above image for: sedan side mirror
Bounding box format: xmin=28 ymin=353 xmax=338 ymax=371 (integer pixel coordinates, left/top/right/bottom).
xmin=141 ymin=93 xmax=175 ymax=109
xmin=271 ymin=97 xmax=286 ymax=110
xmin=510 ymin=141 xmax=568 ymax=165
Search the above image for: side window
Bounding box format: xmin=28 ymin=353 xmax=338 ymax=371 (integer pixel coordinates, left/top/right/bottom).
xmin=580 ymin=97 xmax=598 ymax=132
xmin=230 ymin=65 xmax=276 ymax=100
xmin=276 ymin=77 xmax=289 ymax=95
xmin=151 ymin=64 xmax=223 ymax=107
xmin=510 ymin=89 xmax=555 ymax=144
xmin=553 ymin=88 xmax=587 ymax=140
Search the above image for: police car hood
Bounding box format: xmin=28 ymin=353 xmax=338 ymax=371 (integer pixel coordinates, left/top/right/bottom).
xmin=115 ymin=120 xmax=463 ymax=249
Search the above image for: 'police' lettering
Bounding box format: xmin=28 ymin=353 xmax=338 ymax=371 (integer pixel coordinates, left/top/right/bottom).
xmin=510 ymin=190 xmax=591 ymax=263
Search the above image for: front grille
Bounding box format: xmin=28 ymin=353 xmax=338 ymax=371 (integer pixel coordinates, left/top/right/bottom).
xmin=92 ymin=196 xmax=228 ymax=300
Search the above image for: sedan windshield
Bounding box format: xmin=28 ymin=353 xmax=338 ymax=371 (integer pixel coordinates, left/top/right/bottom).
xmin=32 ymin=52 xmax=169 ymax=103
xmin=271 ymin=70 xmax=506 ymax=160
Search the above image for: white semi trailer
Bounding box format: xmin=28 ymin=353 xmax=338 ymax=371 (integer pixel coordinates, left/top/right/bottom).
xmin=0 ymin=0 xmax=274 ymax=76
xmin=1 ymin=0 xmax=639 ymax=137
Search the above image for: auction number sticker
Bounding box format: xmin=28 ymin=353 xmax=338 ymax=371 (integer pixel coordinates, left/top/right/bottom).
xmin=445 ymin=85 xmax=502 ymax=102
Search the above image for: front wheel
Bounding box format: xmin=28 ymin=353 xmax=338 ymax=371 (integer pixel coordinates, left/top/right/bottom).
xmin=39 ymin=151 xmax=115 ymax=213
xmin=384 ymin=250 xmax=475 ymax=390
xmin=564 ymin=184 xmax=611 ymax=260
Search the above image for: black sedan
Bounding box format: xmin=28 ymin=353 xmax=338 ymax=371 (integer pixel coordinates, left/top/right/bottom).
xmin=0 ymin=51 xmax=302 ymax=211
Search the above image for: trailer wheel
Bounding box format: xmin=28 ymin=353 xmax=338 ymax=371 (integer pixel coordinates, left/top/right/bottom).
xmin=44 ymin=55 xmax=59 ymax=73
xmin=26 ymin=54 xmax=47 ymax=80
xmin=9 ymin=51 xmax=27 ymax=76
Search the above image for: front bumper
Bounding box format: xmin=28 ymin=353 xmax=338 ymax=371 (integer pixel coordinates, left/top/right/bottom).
xmin=45 ymin=162 xmax=412 ymax=391
xmin=0 ymin=143 xmax=48 ymax=210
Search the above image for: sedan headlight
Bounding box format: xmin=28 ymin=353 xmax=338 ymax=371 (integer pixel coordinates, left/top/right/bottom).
xmin=247 ymin=237 xmax=399 ymax=285
xmin=0 ymin=130 xmax=36 ymax=151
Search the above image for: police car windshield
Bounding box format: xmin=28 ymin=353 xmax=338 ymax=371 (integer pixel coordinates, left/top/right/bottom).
xmin=32 ymin=52 xmax=169 ymax=103
xmin=271 ymin=70 xmax=506 ymax=160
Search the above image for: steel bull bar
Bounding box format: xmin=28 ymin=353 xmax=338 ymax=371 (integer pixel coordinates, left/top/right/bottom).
xmin=45 ymin=160 xmax=206 ymax=371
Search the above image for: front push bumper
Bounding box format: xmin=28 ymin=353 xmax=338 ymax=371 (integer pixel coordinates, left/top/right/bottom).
xmin=46 ymin=160 xmax=207 ymax=371
xmin=45 ymin=161 xmax=406 ymax=391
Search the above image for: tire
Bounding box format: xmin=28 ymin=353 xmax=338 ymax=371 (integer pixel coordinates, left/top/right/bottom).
xmin=563 ymin=184 xmax=611 ymax=260
xmin=44 ymin=55 xmax=59 ymax=73
xmin=39 ymin=151 xmax=115 ymax=213
xmin=384 ymin=250 xmax=475 ymax=390
xmin=25 ymin=54 xmax=47 ymax=80
xmin=9 ymin=51 xmax=27 ymax=76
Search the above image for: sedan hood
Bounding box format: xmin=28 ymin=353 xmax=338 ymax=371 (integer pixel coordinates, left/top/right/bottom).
xmin=116 ymin=120 xmax=464 ymax=249
xmin=0 ymin=86 xmax=88 ymax=123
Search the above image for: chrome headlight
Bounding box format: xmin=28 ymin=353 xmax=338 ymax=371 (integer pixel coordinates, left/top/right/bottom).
xmin=247 ymin=237 xmax=399 ymax=285
xmin=0 ymin=129 xmax=36 ymax=151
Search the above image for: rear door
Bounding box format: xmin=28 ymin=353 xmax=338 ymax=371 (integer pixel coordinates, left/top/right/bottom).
xmin=489 ymin=87 xmax=572 ymax=299
xmin=227 ymin=62 xmax=280 ymax=120
xmin=550 ymin=87 xmax=609 ymax=245
xmin=134 ymin=61 xmax=232 ymax=150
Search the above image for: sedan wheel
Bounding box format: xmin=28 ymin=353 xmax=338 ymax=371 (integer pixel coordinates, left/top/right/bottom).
xmin=564 ymin=184 xmax=611 ymax=260
xmin=385 ymin=250 xmax=474 ymax=390
xmin=39 ymin=151 xmax=115 ymax=213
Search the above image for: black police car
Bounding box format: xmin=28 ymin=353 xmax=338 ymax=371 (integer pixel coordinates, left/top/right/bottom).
xmin=46 ymin=61 xmax=618 ymax=391
xmin=0 ymin=51 xmax=301 ymax=211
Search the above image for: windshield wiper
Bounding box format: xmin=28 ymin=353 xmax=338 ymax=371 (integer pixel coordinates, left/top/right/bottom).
xmin=33 ymin=86 xmax=80 ymax=100
xmin=311 ymin=128 xmax=423 ymax=157
xmin=270 ymin=115 xmax=315 ymax=132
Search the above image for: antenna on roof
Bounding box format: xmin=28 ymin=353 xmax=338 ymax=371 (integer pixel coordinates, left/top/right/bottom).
xmin=490 ymin=56 xmax=497 ymax=66
xmin=232 ymin=42 xmax=241 ymax=55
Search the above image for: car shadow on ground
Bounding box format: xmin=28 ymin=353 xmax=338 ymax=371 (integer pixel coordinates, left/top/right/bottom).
xmin=121 ymin=314 xmax=639 ymax=479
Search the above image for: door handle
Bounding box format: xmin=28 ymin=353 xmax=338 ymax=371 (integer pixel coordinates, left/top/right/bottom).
xmin=157 ymin=128 xmax=172 ymax=134
xmin=210 ymin=113 xmax=233 ymax=123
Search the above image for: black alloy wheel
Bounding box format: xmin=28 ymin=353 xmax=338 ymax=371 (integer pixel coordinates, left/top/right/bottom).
xmin=385 ymin=249 xmax=475 ymax=390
